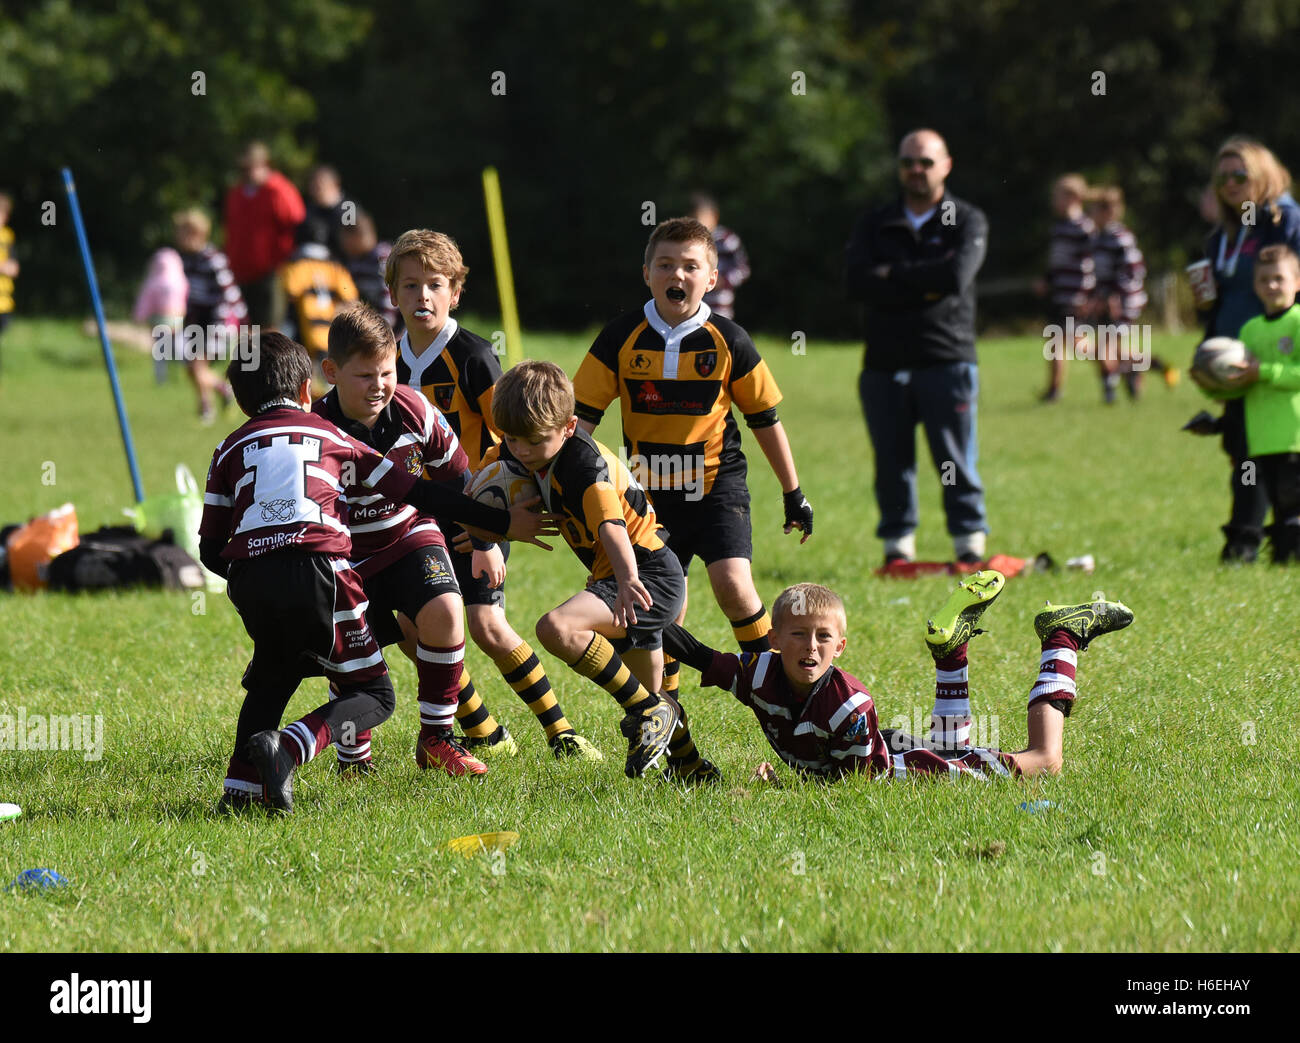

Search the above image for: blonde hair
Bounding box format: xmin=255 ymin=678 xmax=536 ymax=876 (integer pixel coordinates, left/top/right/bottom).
xmin=771 ymin=583 xmax=847 ymax=634
xmin=492 ymin=360 xmax=575 ymax=437
xmin=384 ymin=229 xmax=469 ymax=291
xmin=1213 ymin=136 xmax=1293 ymax=228
xmin=1053 ymin=174 xmax=1089 ymax=201
xmin=172 ymin=208 xmax=211 ymax=240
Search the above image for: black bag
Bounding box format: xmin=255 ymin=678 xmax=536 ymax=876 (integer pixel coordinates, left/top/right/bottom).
xmin=47 ymin=526 xmax=205 ymax=592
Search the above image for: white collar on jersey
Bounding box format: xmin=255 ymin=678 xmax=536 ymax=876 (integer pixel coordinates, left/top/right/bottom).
xmin=256 ymin=397 xmax=303 ymax=413
xmin=399 ymin=317 xmax=459 ymax=387
xmin=642 ymin=299 xmax=711 ymax=380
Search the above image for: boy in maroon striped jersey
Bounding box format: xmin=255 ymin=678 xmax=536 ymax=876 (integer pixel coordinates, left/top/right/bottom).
xmin=199 ymin=332 xmax=553 ymax=812
xmin=314 ymin=304 xmax=503 ymax=777
xmin=664 ymin=575 xmax=1132 ymax=781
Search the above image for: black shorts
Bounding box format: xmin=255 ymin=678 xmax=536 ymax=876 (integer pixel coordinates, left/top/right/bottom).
xmin=450 ymin=538 xmax=509 ymax=609
xmin=227 ymin=552 xmax=386 ymax=686
xmin=586 ymin=546 xmax=686 ymax=651
xmin=363 ymin=544 xmax=461 ymax=648
xmin=651 ymin=482 xmax=752 ymax=573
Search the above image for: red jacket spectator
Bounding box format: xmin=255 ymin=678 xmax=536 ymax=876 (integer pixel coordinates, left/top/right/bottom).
xmin=223 ymin=167 xmax=305 ymax=285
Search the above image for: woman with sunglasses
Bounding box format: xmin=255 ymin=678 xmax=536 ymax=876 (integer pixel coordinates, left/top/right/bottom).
xmin=1195 ymin=137 xmax=1300 ymax=562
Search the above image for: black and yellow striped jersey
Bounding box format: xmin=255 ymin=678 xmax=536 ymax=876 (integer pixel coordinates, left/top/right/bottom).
xmin=397 ymin=319 xmax=502 ymax=467
xmin=490 ymin=429 xmax=665 ymax=581
xmin=572 ymin=301 xmax=782 ymax=497
xmin=278 ymin=249 xmax=359 ymax=356
xmin=0 ymin=226 xmax=14 ymax=314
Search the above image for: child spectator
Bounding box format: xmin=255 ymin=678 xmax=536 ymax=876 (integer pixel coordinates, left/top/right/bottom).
xmin=132 ymin=246 xmax=188 ymax=387
xmin=690 ymin=193 xmax=751 ymax=319
xmin=199 ymin=333 xmax=550 ymax=812
xmin=1088 ymin=186 xmax=1176 ymax=399
xmin=341 ymin=212 xmax=398 ymax=330
xmin=385 ymin=230 xmax=601 ymax=761
xmin=493 ymin=360 xmax=716 ymax=781
xmin=0 ymin=192 xmax=16 ymax=376
xmin=1195 ymin=244 xmax=1300 ymax=563
xmin=173 ymin=209 xmax=245 ymax=422
xmin=665 ymin=574 xmax=1133 ymax=782
xmin=573 ymin=217 xmax=812 ymax=706
xmin=1038 ymin=174 xmax=1095 ymax=402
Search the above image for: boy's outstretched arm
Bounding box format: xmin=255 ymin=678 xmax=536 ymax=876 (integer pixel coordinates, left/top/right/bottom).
xmin=748 ymin=420 xmax=813 ymax=541
xmin=597 ymin=521 xmax=653 ymax=629
xmin=662 ymin=622 xmax=756 ymax=699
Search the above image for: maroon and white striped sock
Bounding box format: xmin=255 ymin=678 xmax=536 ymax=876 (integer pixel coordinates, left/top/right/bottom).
xmin=282 ymin=711 xmax=332 ymax=767
xmin=417 ymin=640 xmax=464 ymax=742
xmin=223 ymin=756 xmax=261 ymax=797
xmin=1028 ymin=629 xmax=1080 ymax=709
xmin=329 ymin=683 xmax=372 ymax=766
xmin=930 ymin=645 xmax=972 ymax=750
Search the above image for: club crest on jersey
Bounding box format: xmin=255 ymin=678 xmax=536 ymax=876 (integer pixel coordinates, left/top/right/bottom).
xmin=423 ymin=554 xmax=451 ymax=585
xmin=694 ymin=350 xmax=717 ymax=377
xmin=1279 ymin=336 xmax=1294 ymax=355
xmin=405 ymin=447 xmax=424 ymax=477
xmin=629 ymin=352 xmax=653 ymax=373
xmin=843 ymin=713 xmax=872 ymax=740
xmin=432 ymin=384 xmax=456 ymax=411
xmin=259 ymin=498 xmax=296 ymax=523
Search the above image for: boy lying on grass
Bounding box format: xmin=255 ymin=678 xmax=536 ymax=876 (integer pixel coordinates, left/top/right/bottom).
xmin=663 ymin=571 xmax=1132 ymax=782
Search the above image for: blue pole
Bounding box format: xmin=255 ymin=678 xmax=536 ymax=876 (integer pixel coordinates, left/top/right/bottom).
xmin=62 ymin=167 xmax=145 ymax=503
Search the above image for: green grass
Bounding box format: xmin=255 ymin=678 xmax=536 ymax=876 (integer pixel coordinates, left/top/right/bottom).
xmin=1 ymin=316 xmax=1297 ymax=952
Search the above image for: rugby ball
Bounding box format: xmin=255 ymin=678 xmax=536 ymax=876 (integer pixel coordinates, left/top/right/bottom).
xmin=1191 ymin=337 xmax=1250 ymax=396
xmin=466 ymin=458 xmax=539 ymax=512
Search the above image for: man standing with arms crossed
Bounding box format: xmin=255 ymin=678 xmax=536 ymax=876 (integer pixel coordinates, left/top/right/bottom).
xmin=846 ymin=129 xmax=990 ymax=567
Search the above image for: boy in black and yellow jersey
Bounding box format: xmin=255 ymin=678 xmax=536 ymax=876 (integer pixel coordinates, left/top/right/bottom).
xmin=385 ymin=230 xmax=601 ymax=762
xmin=573 ymin=217 xmax=813 ymax=698
xmin=491 ymin=361 xmax=717 ymax=781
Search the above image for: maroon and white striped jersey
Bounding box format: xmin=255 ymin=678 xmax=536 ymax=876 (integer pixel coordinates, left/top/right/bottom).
xmin=1092 ymin=220 xmax=1147 ymax=321
xmin=313 ymin=384 xmax=469 ymax=577
xmin=200 ymin=405 xmax=417 ymax=563
xmin=1047 ymin=215 xmax=1096 ymax=314
xmin=700 ymin=650 xmax=889 ymax=778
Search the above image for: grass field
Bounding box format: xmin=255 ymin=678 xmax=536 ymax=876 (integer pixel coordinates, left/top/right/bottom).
xmin=1 ymin=316 xmax=1297 ymax=953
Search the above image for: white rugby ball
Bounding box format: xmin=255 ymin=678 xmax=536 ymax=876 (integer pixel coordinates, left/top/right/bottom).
xmin=466 ymin=457 xmax=539 ymax=512
xmin=1191 ymin=337 xmax=1250 ymax=395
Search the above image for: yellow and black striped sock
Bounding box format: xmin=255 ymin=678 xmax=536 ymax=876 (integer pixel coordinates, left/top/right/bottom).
xmin=570 ymin=634 xmax=657 ymax=715
xmin=662 ymin=654 xmax=680 ymax=695
xmin=496 ymin=641 xmax=572 ymax=741
xmin=666 ymin=718 xmax=703 ymax=774
xmin=454 ymin=670 xmax=500 ymax=741
xmin=731 ymin=607 xmax=772 ymax=654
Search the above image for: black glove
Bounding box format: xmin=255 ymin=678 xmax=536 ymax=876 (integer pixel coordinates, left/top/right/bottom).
xmin=782 ymin=487 xmax=813 ymax=539
xmin=1181 ymin=410 xmax=1221 ymax=436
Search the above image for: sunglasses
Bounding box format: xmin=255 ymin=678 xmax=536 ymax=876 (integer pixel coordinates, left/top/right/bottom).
xmin=1215 ymin=170 xmax=1249 ymax=187
xmin=899 ymin=156 xmax=936 ymax=169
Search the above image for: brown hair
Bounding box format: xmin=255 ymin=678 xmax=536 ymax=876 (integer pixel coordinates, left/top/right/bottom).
xmin=492 ymin=360 xmax=575 ymax=437
xmin=327 ymin=303 xmax=397 ymax=364
xmin=1213 ymin=137 xmax=1293 ymax=228
xmin=227 ymin=332 xmax=311 ymax=416
xmin=384 ymin=229 xmax=469 ymax=291
xmin=771 ymin=583 xmax=847 ymax=634
xmin=644 ymin=217 xmax=717 ymax=268
xmin=1256 ymin=244 xmax=1300 ymax=275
